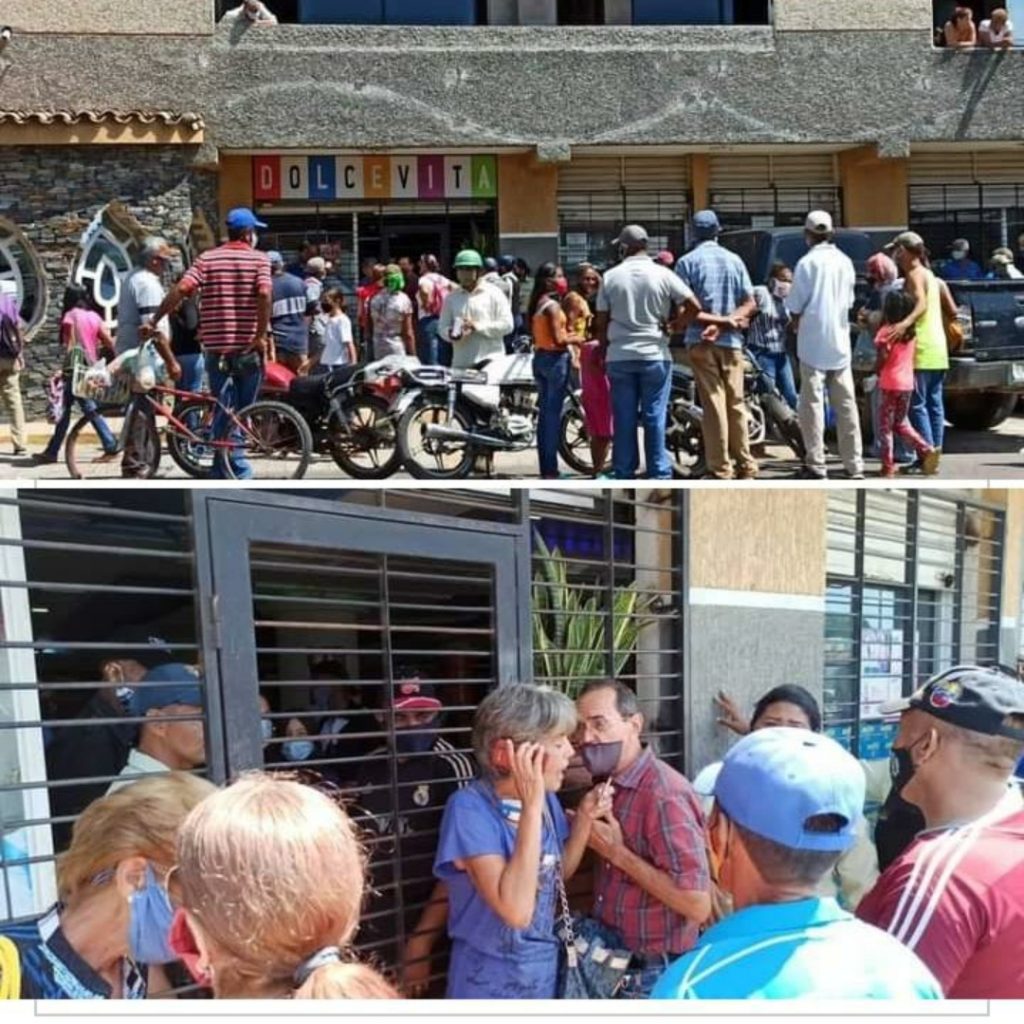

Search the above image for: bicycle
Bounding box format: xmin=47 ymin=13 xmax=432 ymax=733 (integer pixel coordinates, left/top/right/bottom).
xmin=64 ymin=346 xmax=313 ymax=480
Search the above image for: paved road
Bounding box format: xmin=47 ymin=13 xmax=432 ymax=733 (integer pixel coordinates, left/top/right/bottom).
xmin=3 ymin=414 xmax=1023 ymax=482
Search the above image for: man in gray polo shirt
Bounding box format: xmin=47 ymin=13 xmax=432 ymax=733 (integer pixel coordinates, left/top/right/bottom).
xmin=594 ymin=225 xmax=700 ymax=480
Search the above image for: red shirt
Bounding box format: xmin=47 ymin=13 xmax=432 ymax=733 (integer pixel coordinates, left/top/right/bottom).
xmin=857 ymin=792 xmax=1024 ymax=998
xmin=357 ymin=282 xmax=383 ymax=332
xmin=592 ymin=748 xmax=708 ymax=956
xmin=179 ymin=242 xmax=272 ymax=354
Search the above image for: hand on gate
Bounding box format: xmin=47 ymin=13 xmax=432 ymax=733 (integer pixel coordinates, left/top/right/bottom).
xmin=714 ymin=690 xmax=750 ymax=736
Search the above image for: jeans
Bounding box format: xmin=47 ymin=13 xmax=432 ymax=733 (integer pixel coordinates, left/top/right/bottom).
xmin=175 ymin=352 xmax=204 ymax=395
xmin=533 ymin=349 xmax=570 ymax=478
xmin=910 ymin=369 xmax=946 ymax=450
xmin=418 ymin=316 xmax=440 ymax=366
xmin=619 ymin=954 xmax=673 ymax=1000
xmin=750 ymin=348 xmax=798 ymax=410
xmin=43 ymin=372 xmax=117 ymax=459
xmin=607 ymin=359 xmax=672 ymax=480
xmin=205 ymin=352 xmax=263 ymax=479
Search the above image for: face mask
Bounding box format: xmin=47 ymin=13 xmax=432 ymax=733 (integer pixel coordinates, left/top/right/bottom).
xmin=282 ymin=738 xmax=314 ymax=762
xmin=250 ymin=233 xmax=259 ymax=250
xmin=617 ymin=244 xmax=628 ymax=260
xmin=128 ymin=864 xmax=177 ymax=965
xmin=116 ymin=687 xmax=135 ymax=712
xmin=395 ymin=727 xmax=436 ymax=756
xmin=168 ymin=909 xmax=211 ymax=987
xmin=260 ymin=718 xmax=273 ymax=742
xmin=889 ymin=733 xmax=927 ymax=796
xmin=772 ymin=281 xmax=792 ymax=299
xmin=385 ymin=274 xmax=404 ymax=293
xmin=554 ymin=279 xmax=569 ymax=298
xmin=579 ymin=740 xmax=623 ymax=782
xmin=951 ymin=250 xmax=967 ymax=261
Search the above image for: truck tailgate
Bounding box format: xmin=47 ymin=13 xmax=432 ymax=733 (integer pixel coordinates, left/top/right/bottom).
xmin=953 ymin=282 xmax=1024 ymax=362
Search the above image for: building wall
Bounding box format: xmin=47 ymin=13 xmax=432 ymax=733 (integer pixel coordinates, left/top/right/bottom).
xmin=684 ymin=491 xmax=828 ymax=775
xmin=1 ymin=146 xmax=217 ymax=416
xmin=776 ymin=0 xmax=933 ymax=31
xmin=2 ymin=0 xmax=214 ymax=34
xmin=986 ymin=488 xmax=1024 ymax=666
xmin=839 ymin=148 xmax=910 ymax=228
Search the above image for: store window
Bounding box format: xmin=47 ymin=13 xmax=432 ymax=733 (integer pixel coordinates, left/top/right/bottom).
xmin=0 ymin=220 xmax=46 ymax=337
xmin=824 ymin=491 xmax=1005 ymax=762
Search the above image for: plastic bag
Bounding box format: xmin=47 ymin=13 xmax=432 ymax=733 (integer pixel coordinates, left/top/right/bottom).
xmin=852 ymin=327 xmax=878 ymax=375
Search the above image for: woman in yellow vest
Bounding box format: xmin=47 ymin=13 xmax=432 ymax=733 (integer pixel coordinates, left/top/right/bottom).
xmin=886 ymin=232 xmax=959 ymax=457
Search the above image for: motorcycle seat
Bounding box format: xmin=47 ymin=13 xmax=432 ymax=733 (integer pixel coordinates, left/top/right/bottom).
xmin=451 ymin=368 xmax=490 ymax=384
xmin=288 ymin=375 xmax=329 ymax=400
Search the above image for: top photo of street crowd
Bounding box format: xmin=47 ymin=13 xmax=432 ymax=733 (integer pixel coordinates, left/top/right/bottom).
xmin=2 ymin=206 xmax=1024 ymax=483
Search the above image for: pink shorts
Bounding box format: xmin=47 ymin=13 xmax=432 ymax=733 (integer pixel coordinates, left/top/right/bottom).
xmin=580 ymin=341 xmax=613 ymax=439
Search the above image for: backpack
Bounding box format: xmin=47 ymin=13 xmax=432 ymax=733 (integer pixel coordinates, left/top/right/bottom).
xmin=0 ymin=311 xmax=22 ymax=361
xmin=0 ymin=934 xmax=21 ymax=1000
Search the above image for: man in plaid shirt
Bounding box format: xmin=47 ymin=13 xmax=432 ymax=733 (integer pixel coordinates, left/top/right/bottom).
xmin=576 ymin=679 xmax=711 ymax=997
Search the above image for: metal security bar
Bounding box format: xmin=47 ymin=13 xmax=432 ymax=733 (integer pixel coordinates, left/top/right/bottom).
xmin=909 ymin=184 xmax=1024 ymax=264
xmin=824 ymin=490 xmax=1005 ymax=762
xmin=709 ymin=187 xmax=843 ymax=231
xmin=558 ymin=191 xmax=690 ymax=268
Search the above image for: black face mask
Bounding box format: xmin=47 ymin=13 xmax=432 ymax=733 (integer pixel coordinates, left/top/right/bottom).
xmin=889 ymin=734 xmax=927 ymax=797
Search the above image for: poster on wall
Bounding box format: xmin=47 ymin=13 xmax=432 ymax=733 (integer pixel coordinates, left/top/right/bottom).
xmin=860 ymin=627 xmax=904 ymax=720
xmin=0 ymin=499 xmax=56 ymax=919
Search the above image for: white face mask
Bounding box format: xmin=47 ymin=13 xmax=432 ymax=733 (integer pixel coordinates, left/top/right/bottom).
xmin=951 ymin=249 xmax=967 ymax=261
xmin=772 ymin=280 xmax=792 ymax=300
xmin=250 ymin=233 xmax=259 ymax=250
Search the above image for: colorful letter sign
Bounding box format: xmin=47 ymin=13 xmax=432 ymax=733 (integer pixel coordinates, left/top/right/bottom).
xmin=253 ymin=155 xmax=498 ymax=202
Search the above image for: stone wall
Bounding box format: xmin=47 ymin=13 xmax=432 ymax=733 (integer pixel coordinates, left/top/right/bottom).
xmin=3 ymin=0 xmax=214 ymax=35
xmin=0 ymin=146 xmax=216 ymax=418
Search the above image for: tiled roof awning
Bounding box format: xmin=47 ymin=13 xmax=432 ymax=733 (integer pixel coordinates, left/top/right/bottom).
xmin=0 ymin=110 xmax=205 ymax=131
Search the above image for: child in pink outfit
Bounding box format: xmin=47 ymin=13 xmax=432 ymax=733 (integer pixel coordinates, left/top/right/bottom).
xmin=874 ymin=290 xmax=939 ymax=478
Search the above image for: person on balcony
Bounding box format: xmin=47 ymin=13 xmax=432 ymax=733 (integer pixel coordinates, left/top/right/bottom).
xmin=979 ymin=8 xmax=1014 ymax=48
xmin=944 ymin=6 xmax=977 ymax=48
xmin=223 ymin=1 xmax=278 ymax=26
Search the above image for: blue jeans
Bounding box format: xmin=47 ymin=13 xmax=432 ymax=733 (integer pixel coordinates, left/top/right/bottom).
xmin=607 ymin=359 xmax=672 ymax=480
xmin=619 ymin=954 xmax=672 ymax=1000
xmin=44 ymin=374 xmax=117 ymax=459
xmin=175 ymin=352 xmax=204 ymax=395
xmin=418 ymin=316 xmax=440 ymax=366
xmin=533 ymin=349 xmax=570 ymax=478
xmin=751 ymin=348 xmax=798 ymax=410
xmin=205 ymin=353 xmax=263 ymax=479
xmin=910 ymin=369 xmax=946 ymax=450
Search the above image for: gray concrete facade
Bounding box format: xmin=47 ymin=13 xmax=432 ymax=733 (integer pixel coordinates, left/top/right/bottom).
xmin=683 ymin=603 xmax=825 ymax=776
xmin=0 ymin=17 xmax=1021 ymax=155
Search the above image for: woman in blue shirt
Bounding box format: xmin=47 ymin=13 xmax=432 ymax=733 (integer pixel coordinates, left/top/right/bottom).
xmin=434 ymin=684 xmax=611 ymax=999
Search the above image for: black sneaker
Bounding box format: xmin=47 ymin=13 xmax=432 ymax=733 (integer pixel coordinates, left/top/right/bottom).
xmin=791 ymin=467 xmax=827 ymax=480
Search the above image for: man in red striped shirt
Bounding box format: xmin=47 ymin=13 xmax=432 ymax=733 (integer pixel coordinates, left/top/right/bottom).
xmin=857 ymin=666 xmax=1024 ymax=998
xmin=149 ymin=208 xmax=272 ymax=478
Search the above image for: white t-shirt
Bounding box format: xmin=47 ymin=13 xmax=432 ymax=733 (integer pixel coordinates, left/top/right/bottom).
xmin=223 ymin=2 xmax=278 ymax=24
xmin=788 ymin=242 xmax=856 ymax=371
xmin=321 ymin=312 xmax=354 ymax=367
xmin=979 ymin=18 xmax=1014 ymax=45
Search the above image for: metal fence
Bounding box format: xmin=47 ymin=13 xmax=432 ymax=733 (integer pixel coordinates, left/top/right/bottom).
xmin=0 ymin=486 xmax=686 ymax=995
xmin=824 ymin=490 xmax=1005 ymax=762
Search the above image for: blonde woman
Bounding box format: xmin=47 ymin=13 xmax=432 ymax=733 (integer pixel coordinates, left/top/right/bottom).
xmin=0 ymin=773 xmax=214 ymax=999
xmin=173 ymin=773 xmax=396 ymax=999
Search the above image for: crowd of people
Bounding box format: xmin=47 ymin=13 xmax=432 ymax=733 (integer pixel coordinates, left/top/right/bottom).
xmin=2 ymin=664 xmax=1022 ymax=1000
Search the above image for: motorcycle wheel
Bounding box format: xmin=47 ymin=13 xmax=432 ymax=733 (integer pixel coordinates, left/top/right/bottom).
xmin=667 ymin=401 xmax=706 ymax=479
xmin=398 ymin=396 xmax=476 ymax=480
xmin=746 ymin=399 xmax=767 ymax=447
xmin=765 ymin=394 xmax=806 ymax=461
xmin=328 ymin=394 xmax=402 ymax=479
xmin=558 ymin=401 xmax=594 ymax=476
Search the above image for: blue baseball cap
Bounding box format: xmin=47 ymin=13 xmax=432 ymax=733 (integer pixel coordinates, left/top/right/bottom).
xmin=692 ymin=209 xmax=721 ymax=239
xmin=267 ymin=250 xmax=284 ymax=267
xmin=130 ymin=663 xmax=204 ymax=716
xmin=714 ymin=727 xmax=865 ymax=852
xmin=225 ymin=207 xmax=268 ymax=231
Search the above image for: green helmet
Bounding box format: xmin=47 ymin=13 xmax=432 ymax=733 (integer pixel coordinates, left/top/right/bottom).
xmin=453 ymin=249 xmax=484 ymax=270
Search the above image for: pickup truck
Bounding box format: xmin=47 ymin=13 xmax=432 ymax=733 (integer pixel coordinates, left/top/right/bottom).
xmin=720 ymin=227 xmax=1024 ymax=431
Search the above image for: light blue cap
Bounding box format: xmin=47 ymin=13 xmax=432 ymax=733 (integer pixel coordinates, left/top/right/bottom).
xmin=713 ymin=727 xmax=864 ymax=852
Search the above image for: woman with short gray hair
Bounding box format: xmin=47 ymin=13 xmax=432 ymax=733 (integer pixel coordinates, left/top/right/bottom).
xmin=433 ymin=683 xmax=612 ymax=999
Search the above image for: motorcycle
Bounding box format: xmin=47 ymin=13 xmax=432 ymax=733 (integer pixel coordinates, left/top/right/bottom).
xmin=260 ymin=356 xmax=413 ymax=479
xmin=557 ymin=348 xmax=804 ymax=479
xmin=397 ymin=350 xmax=554 ymax=479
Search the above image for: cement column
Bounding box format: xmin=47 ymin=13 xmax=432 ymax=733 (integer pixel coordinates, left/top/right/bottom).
xmin=497 ymin=152 xmax=560 ymax=269
xmin=683 ymin=490 xmax=829 ymax=776
xmin=838 ymin=146 xmax=909 ymax=229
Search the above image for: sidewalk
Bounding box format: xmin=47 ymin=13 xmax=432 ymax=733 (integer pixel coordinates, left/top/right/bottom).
xmin=0 ymin=419 xmax=61 ymax=449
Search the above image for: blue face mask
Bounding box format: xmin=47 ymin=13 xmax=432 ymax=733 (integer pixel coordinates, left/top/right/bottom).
xmin=282 ymin=738 xmax=314 ymax=762
xmin=395 ymin=727 xmax=436 ymax=756
xmin=128 ymin=864 xmax=177 ymax=965
xmin=260 ymin=717 xmax=273 ymax=741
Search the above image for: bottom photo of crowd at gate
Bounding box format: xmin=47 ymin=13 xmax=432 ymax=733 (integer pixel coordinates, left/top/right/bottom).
xmin=0 ymin=485 xmax=1022 ymax=1007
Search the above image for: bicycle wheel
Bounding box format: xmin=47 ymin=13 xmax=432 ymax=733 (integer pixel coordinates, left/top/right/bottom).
xmin=65 ymin=406 xmax=160 ymax=480
xmin=221 ymin=400 xmax=313 ymax=480
xmin=558 ymin=400 xmax=593 ymax=476
xmin=398 ymin=396 xmax=475 ymax=480
xmin=166 ymin=401 xmax=216 ymax=478
xmin=328 ymin=394 xmax=402 ymax=479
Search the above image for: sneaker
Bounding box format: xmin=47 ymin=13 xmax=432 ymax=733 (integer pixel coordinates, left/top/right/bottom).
xmin=845 ymin=469 xmax=866 ymax=480
xmin=921 ymin=449 xmax=941 ymax=476
xmin=791 ymin=467 xmax=827 ymax=480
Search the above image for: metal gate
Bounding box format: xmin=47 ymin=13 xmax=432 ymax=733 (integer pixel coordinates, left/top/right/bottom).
xmin=824 ymin=490 xmax=1005 ymax=763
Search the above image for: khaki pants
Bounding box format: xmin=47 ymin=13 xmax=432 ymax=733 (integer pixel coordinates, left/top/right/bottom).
xmin=798 ymin=363 xmax=863 ymax=477
xmin=0 ymin=357 xmax=27 ymax=451
xmin=688 ymin=344 xmax=757 ymax=479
